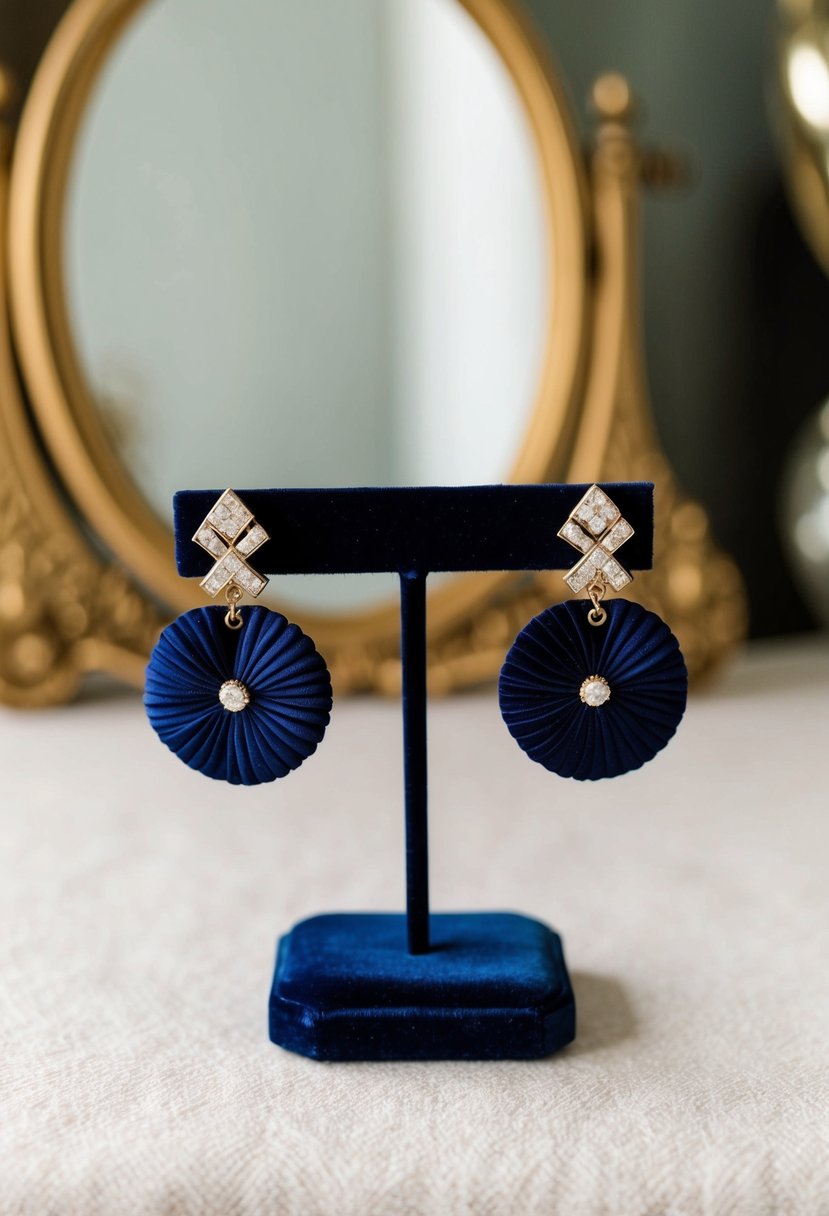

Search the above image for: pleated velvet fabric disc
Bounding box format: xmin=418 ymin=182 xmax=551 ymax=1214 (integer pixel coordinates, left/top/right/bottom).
xmin=499 ymin=599 xmax=687 ymax=781
xmin=144 ymin=606 xmax=332 ymax=785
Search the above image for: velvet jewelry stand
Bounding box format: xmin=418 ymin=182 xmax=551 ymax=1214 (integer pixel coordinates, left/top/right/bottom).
xmin=174 ymin=484 xmax=654 ymax=1062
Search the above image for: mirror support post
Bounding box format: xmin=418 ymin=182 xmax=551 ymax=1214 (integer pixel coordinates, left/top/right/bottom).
xmin=400 ymin=570 xmax=430 ymax=954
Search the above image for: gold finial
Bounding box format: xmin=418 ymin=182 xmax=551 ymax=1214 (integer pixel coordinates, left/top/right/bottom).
xmin=589 ymin=71 xmax=691 ymax=190
xmin=590 ymin=72 xmax=635 ymax=124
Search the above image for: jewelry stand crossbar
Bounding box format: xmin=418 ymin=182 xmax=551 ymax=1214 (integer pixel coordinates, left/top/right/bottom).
xmin=174 ymin=483 xmax=654 ymax=1061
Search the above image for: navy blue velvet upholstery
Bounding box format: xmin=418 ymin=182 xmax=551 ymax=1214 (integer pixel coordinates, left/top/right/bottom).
xmin=499 ymin=600 xmax=688 ymax=780
xmin=173 ymin=484 xmax=654 ymax=576
xmin=400 ymin=574 xmax=430 ymax=953
xmin=269 ymin=912 xmax=576 ymax=1061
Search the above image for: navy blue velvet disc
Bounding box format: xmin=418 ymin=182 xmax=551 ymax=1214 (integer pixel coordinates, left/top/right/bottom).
xmin=144 ymin=606 xmax=332 ymax=785
xmin=499 ymin=599 xmax=687 ymax=781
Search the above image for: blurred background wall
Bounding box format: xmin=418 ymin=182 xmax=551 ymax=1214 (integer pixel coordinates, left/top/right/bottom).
xmin=2 ymin=0 xmax=827 ymax=638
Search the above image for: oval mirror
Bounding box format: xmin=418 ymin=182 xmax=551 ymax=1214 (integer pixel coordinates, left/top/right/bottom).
xmin=9 ymin=0 xmax=587 ymax=659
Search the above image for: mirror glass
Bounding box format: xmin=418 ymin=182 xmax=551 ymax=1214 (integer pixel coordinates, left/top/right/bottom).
xmin=65 ymin=0 xmax=548 ymax=610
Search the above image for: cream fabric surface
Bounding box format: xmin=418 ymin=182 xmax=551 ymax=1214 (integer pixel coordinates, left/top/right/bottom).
xmin=1 ymin=638 xmax=828 ymax=1215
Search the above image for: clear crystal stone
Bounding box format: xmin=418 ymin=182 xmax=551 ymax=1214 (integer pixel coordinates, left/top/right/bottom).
xmin=580 ymin=676 xmax=610 ymax=707
xmin=195 ymin=527 xmax=227 ymax=558
xmin=572 ymin=486 xmax=620 ymax=537
xmin=565 ymin=544 xmax=632 ymax=593
xmin=207 ymin=490 xmax=252 ymax=541
xmin=236 ymin=523 xmax=269 ymax=557
xmin=201 ymin=550 xmax=245 ymax=596
xmin=233 ymin=566 xmax=266 ymax=596
xmin=199 ymin=553 xmax=267 ymax=600
xmin=218 ymin=679 xmax=249 ymax=712
xmin=566 ymin=553 xmax=594 ymax=591
xmin=202 ymin=567 xmax=229 ymax=595
xmin=603 ymin=518 xmax=634 ymax=553
xmin=559 ymin=520 xmax=593 ymax=554
xmin=603 ymin=555 xmax=632 ymax=590
xmin=564 ymin=544 xmax=611 ymax=592
xmin=564 ymin=569 xmax=586 ymax=593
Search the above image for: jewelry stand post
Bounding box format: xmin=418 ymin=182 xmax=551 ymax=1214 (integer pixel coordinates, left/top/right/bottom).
xmin=173 ymin=483 xmax=654 ymax=1061
xmin=400 ymin=570 xmax=430 ymax=955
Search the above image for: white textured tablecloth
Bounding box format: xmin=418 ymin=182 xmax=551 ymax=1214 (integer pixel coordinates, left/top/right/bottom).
xmin=2 ymin=638 xmax=828 ymax=1215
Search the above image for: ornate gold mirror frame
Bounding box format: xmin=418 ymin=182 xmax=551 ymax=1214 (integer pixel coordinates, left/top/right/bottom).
xmin=0 ymin=0 xmax=746 ymax=707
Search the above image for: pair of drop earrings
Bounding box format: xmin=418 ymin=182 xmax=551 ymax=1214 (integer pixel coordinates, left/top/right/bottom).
xmin=145 ymin=487 xmax=688 ymax=785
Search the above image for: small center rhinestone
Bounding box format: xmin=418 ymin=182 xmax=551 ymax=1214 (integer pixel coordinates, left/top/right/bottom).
xmin=218 ymin=679 xmax=250 ymax=713
xmin=580 ymin=675 xmax=611 ymax=707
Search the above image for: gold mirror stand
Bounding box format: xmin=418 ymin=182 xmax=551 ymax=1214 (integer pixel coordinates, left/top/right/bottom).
xmin=0 ymin=67 xmax=159 ymax=707
xmin=0 ymin=65 xmax=746 ymax=707
xmin=573 ymin=76 xmax=747 ymax=684
xmin=424 ymin=74 xmax=747 ymax=693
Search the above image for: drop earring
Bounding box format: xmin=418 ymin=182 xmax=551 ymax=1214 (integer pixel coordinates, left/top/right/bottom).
xmin=499 ymin=485 xmax=687 ymax=780
xmin=144 ymin=489 xmax=332 ymax=785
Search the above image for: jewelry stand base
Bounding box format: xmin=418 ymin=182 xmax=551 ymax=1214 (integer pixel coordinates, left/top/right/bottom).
xmin=268 ymin=911 xmax=575 ymax=1062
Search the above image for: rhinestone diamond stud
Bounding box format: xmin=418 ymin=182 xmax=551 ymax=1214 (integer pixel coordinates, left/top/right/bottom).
xmin=193 ymin=489 xmax=270 ymax=601
xmin=558 ymin=485 xmax=634 ymax=594
xmin=579 ymin=675 xmax=611 ymax=707
xmin=206 ymin=490 xmax=252 ymax=542
xmin=218 ymin=679 xmax=250 ymax=712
